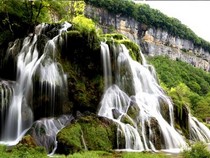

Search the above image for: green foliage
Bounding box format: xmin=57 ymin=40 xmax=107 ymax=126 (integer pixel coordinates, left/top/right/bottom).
xmin=72 ymin=15 xmax=97 ymax=34
xmin=0 ymin=145 xmax=170 ymax=158
xmin=149 ymin=56 xmax=210 ymax=96
xmin=59 ymin=1 xmax=85 ymax=22
xmin=149 ymin=56 xmax=210 ymax=121
xmin=182 ymin=142 xmax=210 ymax=158
xmin=0 ymin=145 xmax=48 ymax=158
xmin=168 ymin=83 xmax=191 ymax=116
xmin=193 ymin=93 xmax=210 ymax=121
xmin=85 ymin=0 xmax=210 ymax=52
xmin=0 ymin=0 xmax=81 ymax=45
xmin=85 ymin=0 xmax=136 ymax=17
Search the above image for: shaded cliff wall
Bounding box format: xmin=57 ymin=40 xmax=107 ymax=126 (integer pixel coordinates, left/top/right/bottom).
xmin=85 ymin=5 xmax=210 ymax=71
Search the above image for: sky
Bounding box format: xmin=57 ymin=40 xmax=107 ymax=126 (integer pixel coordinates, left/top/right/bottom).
xmin=134 ymin=1 xmax=210 ymax=42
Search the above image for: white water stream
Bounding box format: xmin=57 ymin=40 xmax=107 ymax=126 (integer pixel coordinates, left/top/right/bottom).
xmin=0 ymin=22 xmax=71 ymax=145
xmin=99 ymin=42 xmax=210 ymax=151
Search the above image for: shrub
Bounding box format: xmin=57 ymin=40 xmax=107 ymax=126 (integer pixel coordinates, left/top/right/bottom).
xmin=182 ymin=142 xmax=210 ymax=158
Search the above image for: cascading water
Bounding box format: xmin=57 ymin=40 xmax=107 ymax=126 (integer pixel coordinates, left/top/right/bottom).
xmin=0 ymin=80 xmax=14 ymax=140
xmin=28 ymin=115 xmax=74 ymax=155
xmin=189 ymin=116 xmax=210 ymax=142
xmin=0 ymin=22 xmax=71 ymax=145
xmin=99 ymin=42 xmax=210 ymax=151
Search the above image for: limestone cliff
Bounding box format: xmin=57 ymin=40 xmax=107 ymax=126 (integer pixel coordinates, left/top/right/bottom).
xmin=85 ymin=5 xmax=210 ymax=71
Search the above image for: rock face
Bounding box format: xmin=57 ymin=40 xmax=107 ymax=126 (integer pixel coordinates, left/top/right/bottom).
xmin=85 ymin=5 xmax=210 ymax=71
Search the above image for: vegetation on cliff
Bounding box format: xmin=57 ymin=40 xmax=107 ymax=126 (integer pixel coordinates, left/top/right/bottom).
xmin=85 ymin=0 xmax=210 ymax=52
xmin=149 ymin=56 xmax=210 ymax=121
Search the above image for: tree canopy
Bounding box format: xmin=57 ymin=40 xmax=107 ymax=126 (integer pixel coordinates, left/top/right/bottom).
xmin=0 ymin=0 xmax=85 ymax=45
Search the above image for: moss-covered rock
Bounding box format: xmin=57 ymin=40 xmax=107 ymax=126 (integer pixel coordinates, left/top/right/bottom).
xmin=56 ymin=123 xmax=83 ymax=155
xmin=127 ymin=98 xmax=140 ymax=120
xmin=56 ymin=115 xmax=117 ymax=155
xmin=100 ymin=33 xmax=142 ymax=63
xmin=120 ymin=114 xmax=135 ymax=127
xmin=101 ymin=33 xmax=126 ymax=40
xmin=118 ymin=39 xmax=141 ymax=62
xmin=59 ymin=57 xmax=104 ymax=114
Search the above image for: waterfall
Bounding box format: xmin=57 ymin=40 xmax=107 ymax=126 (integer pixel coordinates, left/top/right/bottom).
xmin=0 ymin=80 xmax=14 ymax=140
xmin=0 ymin=20 xmax=210 ymax=154
xmin=99 ymin=42 xmax=210 ymax=151
xmin=0 ymin=22 xmax=71 ymax=145
xmin=189 ymin=116 xmax=210 ymax=142
xmin=101 ymin=42 xmax=112 ymax=90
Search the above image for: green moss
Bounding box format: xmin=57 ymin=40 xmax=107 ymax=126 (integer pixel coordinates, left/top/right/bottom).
xmin=101 ymin=33 xmax=126 ymax=40
xmin=127 ymin=104 xmax=140 ymax=120
xmin=60 ymin=59 xmax=103 ymax=112
xmin=120 ymin=114 xmax=135 ymax=127
xmin=79 ymin=116 xmax=115 ymax=151
xmin=100 ymin=33 xmax=141 ymax=63
xmin=118 ymin=39 xmax=141 ymax=62
xmin=66 ymin=30 xmax=82 ymax=40
xmin=59 ymin=38 xmax=103 ymax=113
xmin=57 ymin=115 xmax=117 ymax=155
xmin=57 ymin=123 xmax=83 ymax=154
xmin=62 ymin=20 xmax=101 ymax=77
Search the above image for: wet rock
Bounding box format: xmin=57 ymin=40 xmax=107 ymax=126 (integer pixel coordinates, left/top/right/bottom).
xmin=127 ymin=97 xmax=140 ymax=120
xmin=158 ymin=97 xmax=170 ymax=124
xmin=27 ymin=115 xmax=74 ymax=154
xmin=112 ymin=109 xmax=121 ymax=119
xmin=174 ymin=104 xmax=189 ymax=138
xmin=145 ymin=117 xmax=164 ymax=150
xmin=120 ymin=114 xmax=135 ymax=127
